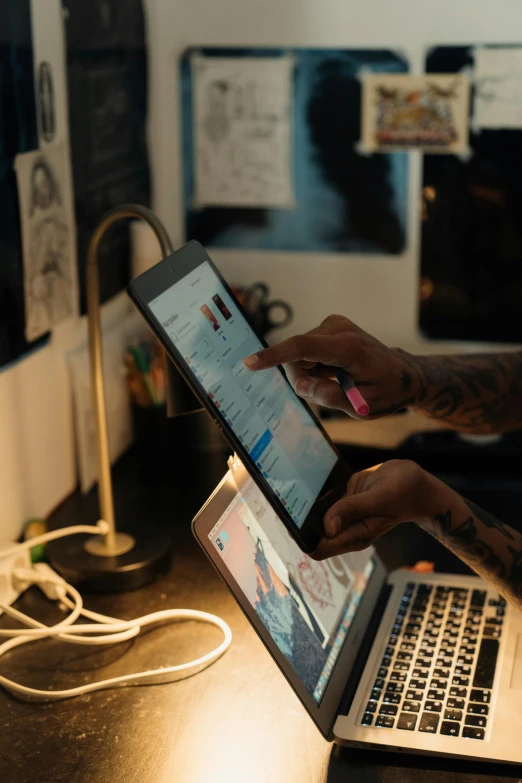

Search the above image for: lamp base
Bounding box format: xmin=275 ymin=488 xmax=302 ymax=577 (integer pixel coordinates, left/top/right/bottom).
xmin=47 ymin=527 xmax=172 ymax=593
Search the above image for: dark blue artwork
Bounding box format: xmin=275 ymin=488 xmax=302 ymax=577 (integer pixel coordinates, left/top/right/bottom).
xmin=181 ymin=47 xmax=409 ymax=254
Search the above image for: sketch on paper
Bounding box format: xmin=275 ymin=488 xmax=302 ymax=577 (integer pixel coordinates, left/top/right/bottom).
xmin=192 ymin=55 xmax=295 ymax=208
xmin=15 ymin=143 xmax=76 ymax=342
xmin=474 ymin=48 xmax=522 ymax=130
xmin=362 ymin=73 xmax=470 ymax=154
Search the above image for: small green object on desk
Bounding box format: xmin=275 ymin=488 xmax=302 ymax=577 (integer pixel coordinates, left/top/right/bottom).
xmin=23 ymin=518 xmax=48 ymax=563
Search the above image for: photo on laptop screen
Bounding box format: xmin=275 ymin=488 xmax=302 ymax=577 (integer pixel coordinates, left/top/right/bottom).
xmin=208 ymin=478 xmax=374 ymax=703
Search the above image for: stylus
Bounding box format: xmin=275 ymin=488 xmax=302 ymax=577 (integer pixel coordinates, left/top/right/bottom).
xmin=335 ymin=369 xmax=370 ymax=417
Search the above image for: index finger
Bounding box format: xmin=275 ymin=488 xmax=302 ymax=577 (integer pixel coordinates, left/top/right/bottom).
xmin=243 ymin=333 xmax=356 ymax=371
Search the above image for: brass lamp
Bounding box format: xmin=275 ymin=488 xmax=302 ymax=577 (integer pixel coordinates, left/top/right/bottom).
xmin=48 ymin=204 xmax=175 ymax=591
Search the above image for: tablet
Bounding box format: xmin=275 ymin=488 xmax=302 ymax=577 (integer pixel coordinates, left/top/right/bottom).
xmin=128 ymin=240 xmax=351 ymax=553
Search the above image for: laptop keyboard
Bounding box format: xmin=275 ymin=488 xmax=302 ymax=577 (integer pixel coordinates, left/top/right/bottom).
xmin=358 ymin=582 xmax=505 ymax=740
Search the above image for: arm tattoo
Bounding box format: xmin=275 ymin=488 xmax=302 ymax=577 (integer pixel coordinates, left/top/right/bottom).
xmin=421 ymin=502 xmax=522 ymax=610
xmin=397 ymin=349 xmax=522 ymax=434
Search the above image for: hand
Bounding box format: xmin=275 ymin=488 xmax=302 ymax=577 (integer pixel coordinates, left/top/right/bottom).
xmin=244 ymin=314 xmax=420 ymax=419
xmin=313 ymin=460 xmax=444 ymax=560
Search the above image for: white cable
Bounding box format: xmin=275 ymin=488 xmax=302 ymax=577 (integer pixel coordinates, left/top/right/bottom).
xmin=0 ymin=520 xmax=109 ymax=561
xmin=0 ymin=554 xmax=232 ymax=702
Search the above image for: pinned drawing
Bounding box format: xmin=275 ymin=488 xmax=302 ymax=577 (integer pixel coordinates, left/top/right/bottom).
xmin=15 ymin=143 xmax=76 ymax=341
xmin=474 ymin=47 xmax=522 ymax=130
xmin=192 ymin=55 xmax=295 ymax=208
xmin=362 ymin=73 xmax=470 ymax=153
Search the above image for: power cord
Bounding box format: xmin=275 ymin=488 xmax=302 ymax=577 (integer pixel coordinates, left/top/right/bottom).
xmin=0 ymin=523 xmax=232 ymax=701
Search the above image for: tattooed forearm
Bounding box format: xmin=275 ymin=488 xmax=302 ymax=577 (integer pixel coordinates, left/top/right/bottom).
xmin=397 ymin=349 xmax=522 ymax=434
xmin=418 ymin=501 xmax=522 ymax=611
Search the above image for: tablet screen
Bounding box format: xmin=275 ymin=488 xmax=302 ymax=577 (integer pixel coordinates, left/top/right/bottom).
xmin=148 ymin=260 xmax=337 ymax=529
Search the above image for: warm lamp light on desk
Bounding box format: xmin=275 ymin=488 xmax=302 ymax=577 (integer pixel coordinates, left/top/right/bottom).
xmin=48 ymin=204 xmax=183 ymax=592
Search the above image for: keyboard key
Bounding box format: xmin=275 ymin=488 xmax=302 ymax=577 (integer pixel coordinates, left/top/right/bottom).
xmin=428 ymin=689 xmax=445 ymax=700
xmin=471 ymin=589 xmax=486 ymax=608
xmin=394 ymin=662 xmax=410 ymax=672
xmin=385 ymin=682 xmax=404 ymax=693
xmin=454 ymin=665 xmax=472 ymax=676
xmin=463 ymin=726 xmax=485 ymax=740
xmin=405 ymin=690 xmax=424 ymax=701
xmin=449 ymin=687 xmax=467 ymax=698
xmin=460 ymin=646 xmax=476 ymax=656
xmin=409 ymin=679 xmax=426 ymax=690
xmin=401 ymin=642 xmax=415 ymax=652
xmin=473 ymin=639 xmax=499 ymax=690
xmin=385 ymin=646 xmax=395 ymax=657
xmin=406 ymin=624 xmax=421 ymax=633
xmin=361 ymin=712 xmax=374 ymax=726
xmin=425 ymin=701 xmax=443 ymax=712
xmin=464 ymin=626 xmax=479 ymax=636
xmin=388 ymin=636 xmax=398 ymax=647
xmin=441 ymin=639 xmax=456 ymax=649
xmin=370 ymin=689 xmax=382 ymax=701
xmin=467 ymin=703 xmax=489 ymax=716
xmin=482 ymin=626 xmax=501 ymax=639
xmin=382 ymin=656 xmax=393 ymax=667
xmin=403 ymin=633 xmax=418 ymax=642
xmin=470 ymin=689 xmax=491 ymax=704
xmin=440 ymin=721 xmax=460 ymax=737
xmin=416 ymin=658 xmax=433 ymax=668
xmin=403 ymin=701 xmax=420 ymax=713
xmin=376 ymin=715 xmax=395 ymax=729
xmin=434 ymin=668 xmax=450 ymax=678
xmin=447 ymin=698 xmax=465 ymax=710
xmin=440 ymin=650 xmax=454 ymax=659
xmin=397 ymin=652 xmax=413 ymax=661
xmin=444 ymin=709 xmax=463 ymax=721
xmin=452 ymin=676 xmax=470 ymax=687
xmin=366 ymin=701 xmax=377 ymax=713
xmin=380 ymin=704 xmax=398 ymax=716
xmin=390 ymin=672 xmax=407 ymax=682
xmin=457 ymin=656 xmax=474 ymax=666
xmin=412 ymin=669 xmax=429 ymax=679
xmin=430 ymin=679 xmax=448 ymax=689
xmin=410 ymin=613 xmax=424 ymax=623
xmin=465 ymin=714 xmax=487 ymax=728
xmin=378 ymin=667 xmax=388 ymax=678
xmin=397 ymin=713 xmax=417 ymax=731
xmin=419 ymin=713 xmax=440 ymax=733
xmin=383 ymin=693 xmax=401 ymax=705
xmin=374 ymin=678 xmax=385 ymax=690
xmin=484 ymin=617 xmax=502 ymax=626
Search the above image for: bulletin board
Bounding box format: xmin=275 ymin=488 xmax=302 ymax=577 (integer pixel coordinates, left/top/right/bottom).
xmin=180 ymin=48 xmax=409 ymax=255
xmin=63 ymin=0 xmax=151 ymax=314
xmin=0 ymin=0 xmax=49 ymax=371
xmin=420 ymin=46 xmax=522 ymax=343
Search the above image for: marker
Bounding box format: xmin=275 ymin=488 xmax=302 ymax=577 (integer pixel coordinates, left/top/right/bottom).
xmin=335 ymin=369 xmax=370 ymax=417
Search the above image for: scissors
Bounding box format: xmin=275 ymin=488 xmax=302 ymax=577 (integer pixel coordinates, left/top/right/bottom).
xmin=242 ymin=282 xmax=293 ymax=337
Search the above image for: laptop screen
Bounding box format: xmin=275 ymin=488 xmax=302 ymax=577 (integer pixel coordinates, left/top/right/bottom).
xmin=208 ymin=477 xmax=375 ymax=703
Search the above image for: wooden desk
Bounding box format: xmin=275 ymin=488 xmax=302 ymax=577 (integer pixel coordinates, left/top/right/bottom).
xmin=0 ymin=446 xmax=520 ymax=783
xmin=322 ymin=410 xmax=445 ymax=450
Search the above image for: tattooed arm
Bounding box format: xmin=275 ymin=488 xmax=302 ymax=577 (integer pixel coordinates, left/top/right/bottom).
xmin=417 ymin=492 xmax=522 ymax=611
xmin=245 ymin=314 xmax=522 ymax=434
xmin=401 ymin=351 xmax=522 ymax=434
xmin=314 ymin=460 xmax=522 ymax=611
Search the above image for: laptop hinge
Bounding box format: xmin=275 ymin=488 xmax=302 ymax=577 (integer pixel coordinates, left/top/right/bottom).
xmin=338 ymin=583 xmax=393 ymax=716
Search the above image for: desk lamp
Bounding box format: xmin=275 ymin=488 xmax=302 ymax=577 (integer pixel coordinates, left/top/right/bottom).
xmin=48 ymin=204 xmax=177 ymax=592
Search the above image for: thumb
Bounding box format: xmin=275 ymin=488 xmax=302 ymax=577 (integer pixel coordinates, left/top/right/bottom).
xmin=323 ymin=487 xmax=385 ymax=538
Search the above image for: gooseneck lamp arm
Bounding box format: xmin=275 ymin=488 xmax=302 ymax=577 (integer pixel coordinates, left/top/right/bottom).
xmin=85 ymin=204 xmax=174 ymax=558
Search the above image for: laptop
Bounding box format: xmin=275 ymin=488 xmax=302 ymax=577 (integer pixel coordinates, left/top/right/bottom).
xmin=192 ymin=456 xmax=522 ymax=765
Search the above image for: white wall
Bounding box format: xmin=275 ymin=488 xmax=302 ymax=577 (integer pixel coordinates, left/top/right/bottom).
xmin=146 ymin=0 xmax=522 ymax=350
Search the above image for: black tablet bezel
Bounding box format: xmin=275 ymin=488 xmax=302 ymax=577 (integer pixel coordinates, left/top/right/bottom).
xmin=128 ymin=240 xmax=350 ymax=553
xmin=192 ymin=470 xmax=387 ymax=739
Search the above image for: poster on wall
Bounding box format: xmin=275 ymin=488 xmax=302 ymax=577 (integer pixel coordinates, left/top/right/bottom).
xmin=473 ymin=47 xmax=522 ymax=130
xmin=15 ymin=143 xmax=76 ymax=342
xmin=192 ymin=54 xmax=295 ymax=208
xmin=362 ymin=73 xmax=470 ymax=154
